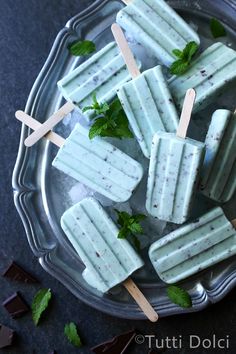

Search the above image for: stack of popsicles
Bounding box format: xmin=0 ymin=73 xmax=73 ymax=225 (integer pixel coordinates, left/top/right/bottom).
xmin=15 ymin=0 xmax=236 ymax=317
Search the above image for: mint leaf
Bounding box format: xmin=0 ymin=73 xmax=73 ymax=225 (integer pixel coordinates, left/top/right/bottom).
xmin=116 ymin=210 xmax=130 ymax=225
xmin=172 ymin=49 xmax=182 ymax=58
xmin=182 ymin=41 xmax=199 ymax=62
xmin=107 ymin=113 xmax=133 ymax=139
xmin=88 ymin=118 xmax=108 ymax=139
xmin=115 ymin=209 xmax=146 ymax=251
xmin=118 ymin=228 xmax=128 ymax=239
xmin=64 ymin=322 xmax=82 ymax=347
xmin=31 ymin=288 xmax=52 ymax=326
xmin=88 ymin=98 xmax=133 ymax=139
xmin=68 ymin=40 xmax=96 ymax=56
xmin=83 ymin=93 xmax=109 ymax=115
xmin=170 ymin=41 xmax=199 ymax=75
xmin=210 ymin=18 xmax=226 ymax=38
xmin=167 ymin=285 xmax=192 ymax=308
xmin=170 ymin=60 xmax=189 ymax=75
xmin=129 ymin=221 xmax=143 ymax=234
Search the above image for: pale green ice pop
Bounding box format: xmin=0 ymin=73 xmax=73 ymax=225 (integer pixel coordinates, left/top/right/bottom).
xmin=117 ymin=66 xmax=179 ymax=158
xmin=23 ymin=42 xmax=141 ymax=147
xmin=146 ymin=132 xmax=205 ymax=223
xmin=200 ymin=109 xmax=236 ymax=203
xmin=112 ymin=23 xmax=179 ymax=159
xmin=146 ymin=89 xmax=205 ymax=224
xmin=149 ymin=207 xmax=236 ymax=283
xmin=52 ymin=124 xmax=143 ymax=203
xmin=15 ymin=112 xmax=143 ymax=203
xmin=61 ymin=198 xmax=159 ymax=322
xmin=169 ymin=43 xmax=236 ymax=113
xmin=61 ymin=198 xmax=144 ymax=292
xmin=116 ymin=0 xmax=200 ymax=67
xmin=57 ymin=42 xmax=141 ymax=119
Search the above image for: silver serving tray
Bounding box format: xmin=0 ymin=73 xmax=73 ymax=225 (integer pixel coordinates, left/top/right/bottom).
xmin=12 ymin=0 xmax=236 ymax=319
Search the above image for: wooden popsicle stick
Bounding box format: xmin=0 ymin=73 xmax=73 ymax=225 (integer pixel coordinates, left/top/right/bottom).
xmin=24 ymin=101 xmax=74 ymax=147
xmin=15 ymin=111 xmax=65 ymax=148
xmin=123 ymin=278 xmax=159 ymax=322
xmin=111 ymin=23 xmax=141 ymax=79
xmin=231 ymin=219 xmax=236 ymax=228
xmin=176 ymin=88 xmax=196 ymax=139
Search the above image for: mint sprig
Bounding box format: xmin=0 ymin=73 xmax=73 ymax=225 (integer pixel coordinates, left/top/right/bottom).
xmin=210 ymin=18 xmax=226 ymax=38
xmin=170 ymin=41 xmax=199 ymax=76
xmin=31 ymin=288 xmax=52 ymax=326
xmin=83 ymin=93 xmax=109 ymax=116
xmin=84 ymin=96 xmax=133 ymax=140
xmin=64 ymin=322 xmax=82 ymax=348
xmin=115 ymin=210 xmax=146 ymax=251
xmin=167 ymin=285 xmax=192 ymax=308
xmin=68 ymin=40 xmax=96 ymax=56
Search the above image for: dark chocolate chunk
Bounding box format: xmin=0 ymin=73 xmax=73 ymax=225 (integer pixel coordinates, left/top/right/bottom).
xmin=2 ymin=261 xmax=39 ymax=283
xmin=3 ymin=292 xmax=30 ymax=318
xmin=91 ymin=329 xmax=136 ymax=354
xmin=0 ymin=323 xmax=14 ymax=349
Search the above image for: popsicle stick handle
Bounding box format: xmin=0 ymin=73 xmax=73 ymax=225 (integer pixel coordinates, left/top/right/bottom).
xmin=176 ymin=88 xmax=196 ymax=139
xmin=24 ymin=101 xmax=74 ymax=147
xmin=231 ymin=219 xmax=236 ymax=228
xmin=111 ymin=23 xmax=140 ymax=79
xmin=123 ymin=278 xmax=159 ymax=322
xmin=15 ymin=110 xmax=65 ymax=148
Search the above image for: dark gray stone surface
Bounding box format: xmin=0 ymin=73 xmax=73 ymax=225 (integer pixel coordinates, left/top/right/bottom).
xmin=0 ymin=0 xmax=235 ymax=353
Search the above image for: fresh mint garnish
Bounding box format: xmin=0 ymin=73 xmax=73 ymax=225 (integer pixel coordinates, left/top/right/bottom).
xmin=83 ymin=93 xmax=109 ymax=115
xmin=64 ymin=322 xmax=82 ymax=347
xmin=167 ymin=285 xmax=192 ymax=308
xmin=210 ymin=18 xmax=226 ymax=38
xmin=115 ymin=210 xmax=146 ymax=251
xmin=31 ymin=288 xmax=52 ymax=325
xmin=68 ymin=40 xmax=96 ymax=56
xmin=170 ymin=41 xmax=199 ymax=75
xmin=85 ymin=96 xmax=133 ymax=140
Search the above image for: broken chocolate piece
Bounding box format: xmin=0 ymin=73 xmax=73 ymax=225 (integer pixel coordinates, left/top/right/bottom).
xmin=3 ymin=292 xmax=30 ymax=318
xmin=91 ymin=329 xmax=136 ymax=354
xmin=0 ymin=324 xmax=14 ymax=349
xmin=2 ymin=261 xmax=38 ymax=283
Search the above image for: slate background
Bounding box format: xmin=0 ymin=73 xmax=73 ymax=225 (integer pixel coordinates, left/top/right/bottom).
xmin=0 ymin=0 xmax=236 ymax=353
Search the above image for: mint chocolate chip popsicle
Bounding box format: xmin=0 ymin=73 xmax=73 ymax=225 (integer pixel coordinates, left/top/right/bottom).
xmin=15 ymin=112 xmax=143 ymax=203
xmin=116 ymin=0 xmax=200 ymax=67
xmin=61 ymin=198 xmax=144 ymax=293
xmin=149 ymin=207 xmax=236 ymax=283
xmin=57 ymin=42 xmax=141 ymax=120
xmin=61 ymin=197 xmax=158 ymax=322
xmin=112 ymin=24 xmax=178 ymax=159
xmin=24 ymin=42 xmax=141 ymax=148
xmin=200 ymin=109 xmax=236 ymax=203
xmin=169 ymin=43 xmax=236 ymax=113
xmin=146 ymin=89 xmax=205 ymax=224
